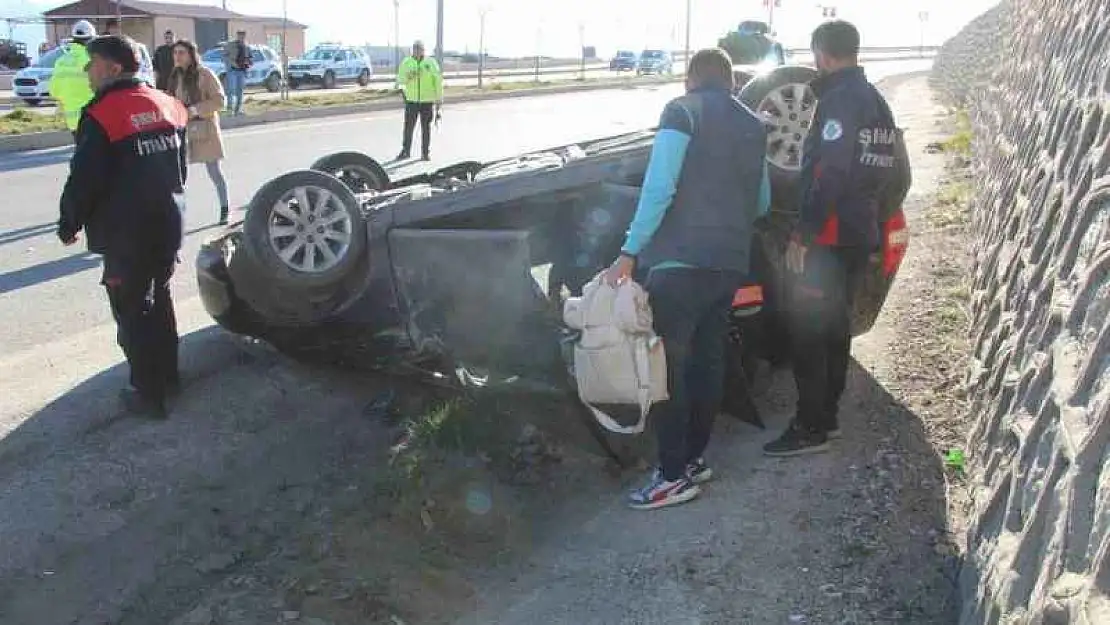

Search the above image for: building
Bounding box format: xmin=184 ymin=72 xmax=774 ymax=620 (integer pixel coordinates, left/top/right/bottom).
xmin=42 ymin=0 xmax=307 ymax=58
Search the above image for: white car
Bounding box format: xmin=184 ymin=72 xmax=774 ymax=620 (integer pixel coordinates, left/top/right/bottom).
xmin=12 ymin=41 xmax=153 ymax=107
xmin=286 ymin=44 xmax=373 ymax=89
xmin=201 ymin=44 xmax=284 ymax=93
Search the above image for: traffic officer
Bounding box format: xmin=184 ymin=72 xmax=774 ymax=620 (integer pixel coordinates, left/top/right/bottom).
xmin=52 ymin=20 xmax=96 ymax=142
xmin=395 ymin=40 xmax=443 ymax=161
xmin=764 ymin=20 xmax=903 ymax=457
xmin=57 ymin=35 xmax=189 ymax=420
xmin=605 ymin=48 xmax=770 ymax=510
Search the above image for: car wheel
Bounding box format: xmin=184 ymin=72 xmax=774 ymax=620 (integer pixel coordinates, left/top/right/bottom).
xmin=288 ymin=78 xmax=301 ymax=90
xmin=357 ymin=69 xmax=371 ymax=87
xmin=241 ymin=169 xmax=367 ymax=290
xmin=265 ymin=72 xmax=281 ymax=92
xmin=322 ymin=71 xmax=337 ymax=89
xmin=738 ymin=65 xmax=820 ymax=215
xmin=22 ymin=98 xmax=41 ymax=107
xmin=310 ymin=151 xmax=390 ymax=194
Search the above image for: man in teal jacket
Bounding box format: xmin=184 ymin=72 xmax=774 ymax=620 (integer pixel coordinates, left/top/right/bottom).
xmin=53 ymin=20 xmax=97 ymax=141
xmin=395 ymin=40 xmax=443 ymax=161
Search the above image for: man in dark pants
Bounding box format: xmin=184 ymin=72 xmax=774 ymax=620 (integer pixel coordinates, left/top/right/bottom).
xmin=153 ymin=29 xmax=175 ymax=91
xmin=606 ymin=48 xmax=770 ymax=510
xmin=57 ymin=35 xmax=189 ymax=420
xmin=395 ymin=41 xmax=443 ymax=161
xmin=764 ymin=20 xmax=902 ymax=456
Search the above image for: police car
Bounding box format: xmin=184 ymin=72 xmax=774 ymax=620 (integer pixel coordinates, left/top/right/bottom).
xmin=286 ymin=44 xmax=373 ymax=89
xmin=12 ymin=40 xmax=154 ymax=107
xmin=201 ymin=43 xmax=285 ymax=93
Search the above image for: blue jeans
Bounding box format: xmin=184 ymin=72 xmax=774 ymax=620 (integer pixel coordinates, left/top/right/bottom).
xmin=225 ymin=70 xmax=246 ymax=113
xmin=645 ymin=267 xmax=744 ymax=481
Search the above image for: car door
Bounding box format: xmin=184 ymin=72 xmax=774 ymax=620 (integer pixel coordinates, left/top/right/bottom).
xmin=249 ymin=48 xmax=266 ymax=83
xmin=340 ymin=50 xmax=355 ymax=79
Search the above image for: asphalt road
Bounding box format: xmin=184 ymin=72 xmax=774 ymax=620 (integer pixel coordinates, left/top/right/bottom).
xmin=0 ymin=58 xmax=930 ymax=429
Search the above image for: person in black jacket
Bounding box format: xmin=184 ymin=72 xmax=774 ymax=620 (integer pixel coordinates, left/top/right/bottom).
xmin=57 ymin=35 xmax=189 ymax=420
xmin=153 ymin=29 xmax=175 ymax=91
xmin=763 ymin=20 xmax=902 ymax=457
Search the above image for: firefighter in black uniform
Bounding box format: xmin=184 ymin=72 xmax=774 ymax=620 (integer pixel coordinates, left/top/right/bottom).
xmin=57 ymin=35 xmax=189 ymax=420
xmin=764 ymin=20 xmax=903 ymax=456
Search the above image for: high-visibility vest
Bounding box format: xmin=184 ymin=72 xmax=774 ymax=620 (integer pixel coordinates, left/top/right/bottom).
xmin=53 ymin=43 xmax=94 ymax=131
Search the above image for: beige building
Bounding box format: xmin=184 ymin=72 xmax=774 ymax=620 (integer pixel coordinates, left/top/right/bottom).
xmin=43 ymin=0 xmax=307 ymax=59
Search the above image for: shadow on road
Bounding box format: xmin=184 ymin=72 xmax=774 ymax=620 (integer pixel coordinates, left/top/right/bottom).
xmin=0 ymin=250 xmax=100 ymax=295
xmin=0 ymin=222 xmax=57 ymax=248
xmin=0 ymin=324 xmax=388 ymax=625
xmin=0 ymin=148 xmax=73 ymax=174
xmin=0 ymin=224 xmax=233 ymax=295
xmin=728 ymin=358 xmax=961 ymax=623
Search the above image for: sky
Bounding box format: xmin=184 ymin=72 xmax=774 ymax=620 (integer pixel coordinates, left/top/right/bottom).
xmin=2 ymin=0 xmax=1001 ymax=59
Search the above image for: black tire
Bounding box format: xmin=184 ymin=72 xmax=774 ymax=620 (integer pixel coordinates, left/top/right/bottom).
xmin=357 ymin=69 xmax=371 ymax=87
xmin=310 ymin=151 xmax=390 ymax=194
xmin=288 ymin=78 xmax=301 ymax=90
xmin=739 ymin=65 xmax=820 ymax=215
xmin=241 ymin=170 xmax=367 ymax=291
xmin=22 ymin=98 xmax=41 ymax=107
xmin=322 ymin=70 xmax=336 ymax=89
xmin=265 ymin=72 xmax=281 ymax=92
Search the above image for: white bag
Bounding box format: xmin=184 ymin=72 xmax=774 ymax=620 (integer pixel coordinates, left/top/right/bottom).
xmin=563 ymin=272 xmax=668 ymax=435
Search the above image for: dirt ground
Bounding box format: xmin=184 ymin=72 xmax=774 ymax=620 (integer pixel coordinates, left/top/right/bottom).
xmin=0 ymin=74 xmax=978 ymax=625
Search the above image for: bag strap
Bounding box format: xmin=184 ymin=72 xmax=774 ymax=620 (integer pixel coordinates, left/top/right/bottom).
xmin=579 ymin=337 xmax=658 ymax=435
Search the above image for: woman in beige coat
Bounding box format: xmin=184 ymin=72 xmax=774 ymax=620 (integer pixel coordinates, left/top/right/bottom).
xmin=166 ymin=40 xmax=231 ymax=225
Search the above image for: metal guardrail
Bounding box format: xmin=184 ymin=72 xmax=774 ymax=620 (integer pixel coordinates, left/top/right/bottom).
xmin=381 ymin=47 xmax=939 ymax=84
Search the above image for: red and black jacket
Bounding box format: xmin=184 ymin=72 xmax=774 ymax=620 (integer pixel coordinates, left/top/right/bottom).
xmin=796 ymin=66 xmax=900 ymax=250
xmin=58 ymin=77 xmax=189 ymax=261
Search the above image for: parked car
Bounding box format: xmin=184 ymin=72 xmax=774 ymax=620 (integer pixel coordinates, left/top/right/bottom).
xmin=609 ymin=50 xmax=637 ymax=72
xmin=286 ymin=44 xmax=373 ymax=89
xmin=195 ymin=66 xmax=912 ymax=455
xmin=636 ymin=49 xmax=673 ymax=75
xmin=13 ymin=41 xmax=153 ymax=106
xmin=201 ymin=43 xmax=284 ymax=93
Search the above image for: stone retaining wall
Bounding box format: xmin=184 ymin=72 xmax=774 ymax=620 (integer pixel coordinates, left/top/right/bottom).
xmin=931 ymin=2 xmax=1110 ymax=623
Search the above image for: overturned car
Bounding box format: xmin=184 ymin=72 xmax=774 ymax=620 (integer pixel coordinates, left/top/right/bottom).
xmin=197 ymin=66 xmax=911 ymax=431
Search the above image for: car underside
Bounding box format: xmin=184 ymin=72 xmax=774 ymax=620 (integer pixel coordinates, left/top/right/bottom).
xmin=196 ymin=65 xmax=911 ymax=457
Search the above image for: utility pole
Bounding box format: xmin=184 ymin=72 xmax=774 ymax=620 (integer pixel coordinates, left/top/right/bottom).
xmin=534 ymin=23 xmax=542 ymax=84
xmin=477 ymin=6 xmax=490 ymax=88
xmin=280 ymin=0 xmax=289 ymax=100
xmin=577 ymin=21 xmax=585 ymax=81
xmin=765 ymin=0 xmax=781 ymax=30
xmin=918 ymin=11 xmax=929 ymax=57
xmin=683 ymin=0 xmax=690 ymax=74
xmin=435 ymin=0 xmax=444 ymax=66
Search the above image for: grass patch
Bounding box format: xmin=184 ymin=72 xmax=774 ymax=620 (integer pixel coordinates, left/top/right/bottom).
xmin=0 ymin=108 xmax=66 ymax=135
xmin=928 ymin=177 xmax=973 ymax=229
xmin=938 ymin=108 xmax=972 ymax=156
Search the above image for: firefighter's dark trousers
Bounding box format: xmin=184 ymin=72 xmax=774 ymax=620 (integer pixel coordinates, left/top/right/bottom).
xmin=790 ymin=245 xmax=870 ymax=431
xmin=102 ymin=256 xmax=179 ymax=402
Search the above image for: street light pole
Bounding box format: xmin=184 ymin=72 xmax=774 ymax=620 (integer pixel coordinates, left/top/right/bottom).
xmin=393 ymin=0 xmax=400 ymax=74
xmin=435 ymin=0 xmax=444 ymax=66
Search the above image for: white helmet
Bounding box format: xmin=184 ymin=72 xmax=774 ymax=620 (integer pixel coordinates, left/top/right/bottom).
xmin=71 ymin=20 xmax=96 ymax=41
